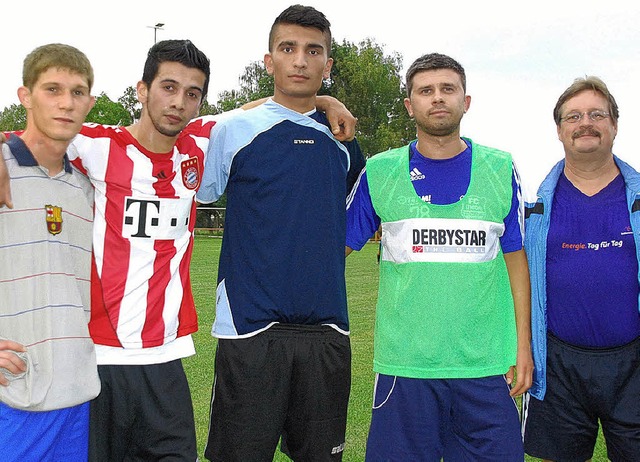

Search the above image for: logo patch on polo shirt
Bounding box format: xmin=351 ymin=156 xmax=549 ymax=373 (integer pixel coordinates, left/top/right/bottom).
xmin=45 ymin=205 xmax=63 ymax=235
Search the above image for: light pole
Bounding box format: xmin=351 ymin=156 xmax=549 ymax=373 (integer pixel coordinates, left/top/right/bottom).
xmin=147 ymin=23 xmax=165 ymax=44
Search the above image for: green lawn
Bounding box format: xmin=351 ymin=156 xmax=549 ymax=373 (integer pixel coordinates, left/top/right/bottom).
xmin=185 ymin=236 xmax=608 ymax=461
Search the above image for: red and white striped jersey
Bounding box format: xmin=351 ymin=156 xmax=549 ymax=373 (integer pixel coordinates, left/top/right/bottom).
xmin=68 ymin=118 xmax=216 ymax=356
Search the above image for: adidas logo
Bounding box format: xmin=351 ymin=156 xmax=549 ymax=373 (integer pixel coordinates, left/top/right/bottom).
xmin=410 ymin=167 xmax=425 ymax=181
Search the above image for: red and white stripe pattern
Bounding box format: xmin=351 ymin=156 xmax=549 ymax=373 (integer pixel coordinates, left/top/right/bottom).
xmin=68 ymin=119 xmax=215 ymax=349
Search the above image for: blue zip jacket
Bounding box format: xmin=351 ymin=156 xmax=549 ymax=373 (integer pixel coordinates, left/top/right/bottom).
xmin=525 ymin=155 xmax=640 ymax=399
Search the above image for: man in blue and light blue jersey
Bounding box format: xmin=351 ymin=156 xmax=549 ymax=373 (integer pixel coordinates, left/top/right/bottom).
xmin=346 ymin=53 xmax=533 ymax=461
xmin=199 ymin=101 xmax=359 ymax=336
xmin=522 ymin=76 xmax=640 ymax=462
xmin=196 ymin=5 xmax=364 ymax=462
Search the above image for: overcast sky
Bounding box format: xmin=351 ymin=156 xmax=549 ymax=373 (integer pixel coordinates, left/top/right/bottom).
xmin=2 ymin=0 xmax=638 ymax=197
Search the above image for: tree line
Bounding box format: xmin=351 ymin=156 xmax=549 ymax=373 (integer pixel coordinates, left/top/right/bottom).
xmin=1 ymin=39 xmax=415 ymax=159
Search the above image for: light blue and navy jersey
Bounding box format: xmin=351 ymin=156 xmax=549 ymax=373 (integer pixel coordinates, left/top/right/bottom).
xmin=197 ymin=99 xmax=364 ymax=338
xmin=346 ymin=139 xmax=524 ymax=253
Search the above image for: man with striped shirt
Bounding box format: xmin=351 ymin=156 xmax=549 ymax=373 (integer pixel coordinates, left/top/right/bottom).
xmin=68 ymin=40 xmax=214 ymax=461
xmin=0 ymin=43 xmax=99 ymax=462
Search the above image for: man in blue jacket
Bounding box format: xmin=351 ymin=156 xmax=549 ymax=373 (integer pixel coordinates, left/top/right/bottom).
xmin=523 ymin=76 xmax=640 ymax=462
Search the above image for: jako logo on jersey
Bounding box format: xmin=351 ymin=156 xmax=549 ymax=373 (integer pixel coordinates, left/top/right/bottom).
xmin=293 ymin=139 xmax=315 ymax=144
xmin=45 ymin=204 xmax=63 ymax=235
xmin=181 ymin=157 xmax=200 ymax=190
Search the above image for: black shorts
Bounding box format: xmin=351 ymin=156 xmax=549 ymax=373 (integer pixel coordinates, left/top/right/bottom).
xmin=205 ymin=324 xmax=351 ymax=462
xmin=523 ymin=333 xmax=640 ymax=462
xmin=89 ymin=360 xmax=197 ymax=462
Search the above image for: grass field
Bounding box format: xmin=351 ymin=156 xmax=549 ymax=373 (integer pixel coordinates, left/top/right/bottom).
xmin=185 ymin=236 xmax=608 ymax=461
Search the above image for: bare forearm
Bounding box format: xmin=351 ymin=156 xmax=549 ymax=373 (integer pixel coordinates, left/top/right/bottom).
xmin=504 ymin=249 xmax=533 ymax=395
xmin=0 ymin=135 xmax=12 ymax=209
xmin=504 ymin=250 xmax=532 ymax=343
xmin=315 ymin=95 xmax=356 ymax=141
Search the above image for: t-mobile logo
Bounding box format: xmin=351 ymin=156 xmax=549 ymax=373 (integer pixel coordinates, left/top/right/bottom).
xmin=123 ymin=197 xmax=190 ymax=239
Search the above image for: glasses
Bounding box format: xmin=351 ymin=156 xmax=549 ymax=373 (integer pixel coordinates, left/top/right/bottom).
xmin=560 ymin=110 xmax=610 ymax=124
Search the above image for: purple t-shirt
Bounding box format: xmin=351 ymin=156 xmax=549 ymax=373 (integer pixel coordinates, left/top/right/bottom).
xmin=346 ymin=139 xmax=524 ymax=253
xmin=546 ymin=172 xmax=640 ymax=347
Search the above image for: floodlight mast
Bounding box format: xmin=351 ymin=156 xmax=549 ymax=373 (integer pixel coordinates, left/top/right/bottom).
xmin=148 ymin=23 xmax=165 ymax=44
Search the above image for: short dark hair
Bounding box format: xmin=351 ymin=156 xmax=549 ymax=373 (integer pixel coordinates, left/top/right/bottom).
xmin=553 ymin=75 xmax=619 ymax=125
xmin=405 ymin=53 xmax=466 ymax=96
xmin=268 ymin=4 xmax=332 ymax=53
xmin=142 ymin=39 xmax=210 ymax=101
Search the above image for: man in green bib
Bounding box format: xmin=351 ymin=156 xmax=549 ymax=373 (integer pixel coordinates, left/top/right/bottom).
xmin=346 ymin=52 xmax=533 ymax=461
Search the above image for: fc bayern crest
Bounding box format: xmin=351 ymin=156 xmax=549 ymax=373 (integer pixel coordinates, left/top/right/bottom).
xmin=45 ymin=205 xmax=63 ymax=235
xmin=181 ymin=157 xmax=200 ymax=190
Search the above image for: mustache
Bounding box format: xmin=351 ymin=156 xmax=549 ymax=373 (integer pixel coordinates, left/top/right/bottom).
xmin=572 ymin=128 xmax=600 ymax=139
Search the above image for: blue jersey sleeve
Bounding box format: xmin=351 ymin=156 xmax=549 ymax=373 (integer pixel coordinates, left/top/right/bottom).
xmin=344 ymin=139 xmax=365 ymax=196
xmin=346 ymin=169 xmax=381 ymax=250
xmin=500 ymin=163 xmax=525 ymax=254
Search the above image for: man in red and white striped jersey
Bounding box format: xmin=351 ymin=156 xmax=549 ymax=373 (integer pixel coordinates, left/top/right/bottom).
xmin=70 ymin=39 xmax=212 ymax=461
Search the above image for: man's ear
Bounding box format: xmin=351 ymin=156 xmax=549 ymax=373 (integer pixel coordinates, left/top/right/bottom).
xmin=404 ymin=97 xmax=413 ymax=118
xmin=264 ymin=53 xmax=274 ymax=76
xmin=88 ymin=95 xmax=97 ymax=111
xmin=17 ymin=86 xmax=32 ymax=109
xmin=323 ymin=58 xmax=333 ymax=80
xmin=136 ymin=81 xmax=148 ymax=104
